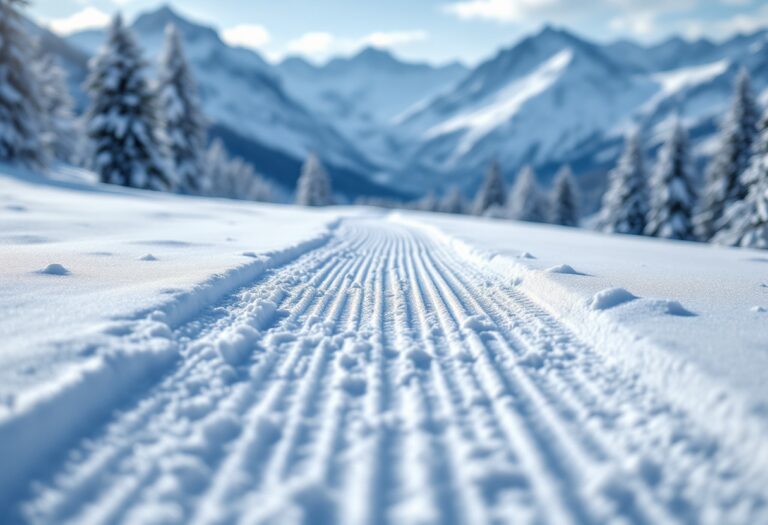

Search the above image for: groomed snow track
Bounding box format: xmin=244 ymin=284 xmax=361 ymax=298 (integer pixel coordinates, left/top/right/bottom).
xmin=9 ymin=219 xmax=768 ymax=525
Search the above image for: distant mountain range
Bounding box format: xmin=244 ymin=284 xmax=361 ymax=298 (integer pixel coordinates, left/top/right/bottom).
xmin=35 ymin=5 xmax=768 ymax=207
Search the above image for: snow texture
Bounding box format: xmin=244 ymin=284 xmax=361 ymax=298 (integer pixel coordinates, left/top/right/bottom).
xmin=2 ymin=167 xmax=768 ymax=524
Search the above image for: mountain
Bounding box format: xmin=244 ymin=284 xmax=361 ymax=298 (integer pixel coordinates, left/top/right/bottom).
xmin=393 ymin=27 xmax=657 ymax=190
xmin=276 ymin=48 xmax=467 ymax=167
xmin=385 ymin=26 xmax=768 ymax=207
xmin=64 ymin=6 xmax=403 ymax=200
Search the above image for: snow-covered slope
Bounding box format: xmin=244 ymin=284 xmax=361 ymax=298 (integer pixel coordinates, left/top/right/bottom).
xmin=277 ymin=49 xmax=467 ymax=167
xmin=2 ymin=167 xmax=768 ymax=523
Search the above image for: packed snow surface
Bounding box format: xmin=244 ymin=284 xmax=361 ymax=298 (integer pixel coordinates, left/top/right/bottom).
xmin=2 ymin=168 xmax=768 ymax=524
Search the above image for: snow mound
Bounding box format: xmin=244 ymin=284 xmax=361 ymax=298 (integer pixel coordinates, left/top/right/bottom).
xmin=752 ymin=306 xmax=767 ymax=313
xmin=139 ymin=254 xmax=158 ymax=261
xmin=518 ymin=252 xmax=536 ymax=259
xmin=38 ymin=263 xmax=70 ymax=276
xmin=545 ymin=264 xmax=583 ymax=275
xmin=644 ymin=299 xmax=696 ymax=317
xmin=587 ymin=287 xmax=638 ymax=311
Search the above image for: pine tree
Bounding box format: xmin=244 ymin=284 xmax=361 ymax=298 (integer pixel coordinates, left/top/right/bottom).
xmin=549 ymin=165 xmax=579 ymax=227
xmin=472 ymin=160 xmax=506 ymax=215
xmin=599 ymin=131 xmax=649 ymax=235
xmin=714 ymin=107 xmax=768 ymax=249
xmin=157 ymin=24 xmax=207 ymax=194
xmin=84 ymin=14 xmax=171 ymax=190
xmin=508 ymin=165 xmax=547 ymax=222
xmin=202 ymin=138 xmax=275 ymax=202
xmin=416 ymin=191 xmax=439 ymax=212
xmin=296 ymin=153 xmax=332 ymax=206
xmin=440 ymin=187 xmax=465 ymax=214
xmin=35 ymin=53 xmax=77 ymax=164
xmin=202 ymin=138 xmax=228 ymax=197
xmin=645 ymin=121 xmax=697 ymax=240
xmin=695 ymin=70 xmax=758 ymax=240
xmin=0 ymin=0 xmax=46 ymax=167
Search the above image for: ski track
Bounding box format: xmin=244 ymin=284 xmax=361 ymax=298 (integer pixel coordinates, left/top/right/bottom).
xmin=12 ymin=218 xmax=768 ymax=525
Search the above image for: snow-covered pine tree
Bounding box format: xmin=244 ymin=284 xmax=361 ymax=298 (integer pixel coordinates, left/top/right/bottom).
xmin=202 ymin=138 xmax=275 ymax=201
xmin=248 ymin=174 xmax=275 ymax=203
xmin=84 ymin=14 xmax=171 ymax=190
xmin=0 ymin=0 xmax=46 ymax=167
xmin=202 ymin=138 xmax=227 ymax=196
xmin=598 ymin=131 xmax=649 ymax=235
xmin=644 ymin=121 xmax=697 ymax=240
xmin=714 ymin=106 xmax=768 ymax=249
xmin=472 ymin=160 xmax=506 ymax=215
xmin=416 ymin=191 xmax=439 ymax=212
xmin=508 ymin=165 xmax=547 ymax=222
xmin=695 ymin=69 xmax=758 ymax=241
xmin=34 ymin=53 xmax=77 ymax=164
xmin=157 ymin=24 xmax=207 ymax=194
xmin=549 ymin=165 xmax=579 ymax=227
xmin=440 ymin=187 xmax=465 ymax=214
xmin=296 ymin=153 xmax=333 ymax=206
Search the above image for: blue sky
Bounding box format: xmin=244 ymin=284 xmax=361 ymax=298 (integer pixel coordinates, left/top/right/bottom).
xmin=30 ymin=0 xmax=768 ymax=65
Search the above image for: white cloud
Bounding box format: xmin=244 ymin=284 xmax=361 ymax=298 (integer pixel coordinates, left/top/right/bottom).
xmin=281 ymin=30 xmax=429 ymax=62
xmin=714 ymin=5 xmax=768 ymax=34
xmin=222 ymin=24 xmax=271 ymax=51
xmin=286 ymin=32 xmax=336 ymax=59
xmin=609 ymin=11 xmax=658 ymax=37
xmin=361 ymin=30 xmax=429 ymax=48
xmin=47 ymin=7 xmax=111 ymax=35
xmin=443 ymin=0 xmax=561 ymax=23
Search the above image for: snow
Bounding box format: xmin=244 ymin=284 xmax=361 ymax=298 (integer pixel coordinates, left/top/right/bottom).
xmin=38 ymin=263 xmax=71 ymax=276
xmin=586 ymin=287 xmax=638 ymax=310
xmin=651 ymin=60 xmax=730 ymax=98
xmin=2 ymin=166 xmax=768 ymax=524
xmin=0 ymin=165 xmax=344 ymax=404
xmin=398 ymin=211 xmax=768 ymax=405
xmin=423 ymin=49 xmax=573 ymax=159
xmin=545 ymin=263 xmax=583 ymax=275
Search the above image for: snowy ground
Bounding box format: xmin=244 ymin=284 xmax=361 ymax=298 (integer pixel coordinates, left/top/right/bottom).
xmin=1 ymin=167 xmax=767 ymax=524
